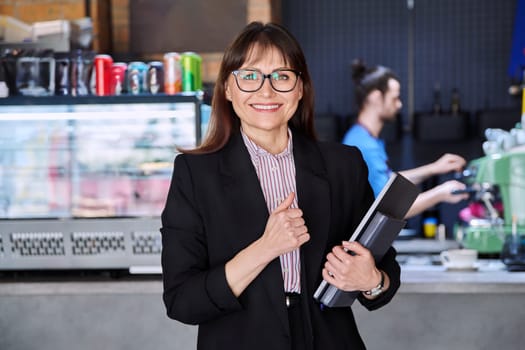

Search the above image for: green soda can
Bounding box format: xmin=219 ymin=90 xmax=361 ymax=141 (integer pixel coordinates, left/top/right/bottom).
xmin=180 ymin=52 xmax=202 ymax=92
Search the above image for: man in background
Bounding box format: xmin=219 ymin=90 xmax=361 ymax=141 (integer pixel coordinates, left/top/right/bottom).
xmin=342 ymin=59 xmax=469 ymax=218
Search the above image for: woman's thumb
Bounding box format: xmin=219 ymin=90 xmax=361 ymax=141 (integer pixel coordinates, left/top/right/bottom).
xmin=273 ymin=192 xmax=295 ymax=213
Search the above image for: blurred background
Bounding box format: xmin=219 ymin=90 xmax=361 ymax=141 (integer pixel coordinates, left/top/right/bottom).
xmin=1 ymin=1 xmax=525 ymax=350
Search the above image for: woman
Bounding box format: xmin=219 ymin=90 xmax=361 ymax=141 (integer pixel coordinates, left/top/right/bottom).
xmin=161 ymin=22 xmax=400 ymax=350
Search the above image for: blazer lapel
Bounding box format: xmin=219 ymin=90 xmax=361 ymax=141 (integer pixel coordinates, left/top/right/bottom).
xmin=219 ymin=132 xmax=269 ymax=251
xmin=293 ymin=133 xmax=331 ymax=349
xmin=218 ymin=133 xmax=290 ymax=331
xmin=292 ymin=132 xmax=331 ymax=296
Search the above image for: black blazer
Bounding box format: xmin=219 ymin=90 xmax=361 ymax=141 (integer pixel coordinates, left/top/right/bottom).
xmin=161 ymin=130 xmax=400 ymax=350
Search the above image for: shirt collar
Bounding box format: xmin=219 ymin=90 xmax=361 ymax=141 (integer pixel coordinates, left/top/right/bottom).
xmin=357 ymin=122 xmax=379 ymax=139
xmin=241 ymin=127 xmax=294 ymax=159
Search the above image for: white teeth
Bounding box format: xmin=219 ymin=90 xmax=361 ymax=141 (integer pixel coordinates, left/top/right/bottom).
xmin=252 ymin=104 xmax=278 ymax=110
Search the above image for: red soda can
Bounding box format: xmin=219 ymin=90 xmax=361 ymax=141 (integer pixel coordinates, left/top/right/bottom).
xmin=163 ymin=52 xmax=181 ymax=95
xmin=94 ymin=54 xmax=113 ymax=96
xmin=110 ymin=62 xmax=127 ymax=95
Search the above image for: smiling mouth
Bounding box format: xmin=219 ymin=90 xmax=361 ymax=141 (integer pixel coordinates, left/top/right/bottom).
xmin=251 ymin=104 xmax=280 ymax=111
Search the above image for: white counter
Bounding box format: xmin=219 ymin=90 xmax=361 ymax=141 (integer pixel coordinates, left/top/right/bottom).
xmin=400 ymin=259 xmax=525 ymax=293
xmin=1 ymin=261 xmax=524 ymax=350
xmin=2 ymin=260 xmax=524 ymax=296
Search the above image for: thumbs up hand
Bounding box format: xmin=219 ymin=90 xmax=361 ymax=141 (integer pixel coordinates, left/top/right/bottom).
xmin=257 ymin=192 xmax=310 ymax=259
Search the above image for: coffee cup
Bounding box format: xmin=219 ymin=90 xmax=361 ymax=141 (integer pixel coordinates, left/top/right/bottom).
xmin=440 ymin=249 xmax=478 ymax=269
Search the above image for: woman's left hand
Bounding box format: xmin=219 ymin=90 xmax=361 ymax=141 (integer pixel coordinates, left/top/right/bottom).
xmin=321 ymin=241 xmax=382 ymax=292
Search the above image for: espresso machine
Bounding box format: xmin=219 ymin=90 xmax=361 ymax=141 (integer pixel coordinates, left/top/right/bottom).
xmin=458 ymin=126 xmax=525 ymax=266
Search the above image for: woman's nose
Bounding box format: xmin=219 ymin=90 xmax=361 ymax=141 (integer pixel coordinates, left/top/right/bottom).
xmin=258 ymin=77 xmax=275 ymax=96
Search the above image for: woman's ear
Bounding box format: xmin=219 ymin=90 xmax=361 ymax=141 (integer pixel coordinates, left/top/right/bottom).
xmin=225 ymin=83 xmax=232 ymax=101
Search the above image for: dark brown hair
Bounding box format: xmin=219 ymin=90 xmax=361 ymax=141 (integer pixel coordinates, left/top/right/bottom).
xmin=184 ymin=21 xmax=316 ymax=154
xmin=351 ymin=58 xmax=399 ymax=111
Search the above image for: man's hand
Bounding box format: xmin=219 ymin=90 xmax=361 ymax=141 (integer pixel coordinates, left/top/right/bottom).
xmin=431 ymin=153 xmax=466 ymax=175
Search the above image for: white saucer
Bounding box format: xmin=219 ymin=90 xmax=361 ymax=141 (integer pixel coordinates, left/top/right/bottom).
xmin=444 ymin=263 xmax=478 ymax=271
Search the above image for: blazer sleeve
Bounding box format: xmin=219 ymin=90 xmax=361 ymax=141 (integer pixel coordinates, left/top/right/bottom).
xmin=161 ymin=154 xmax=242 ymax=325
xmin=357 ymin=246 xmax=401 ymax=311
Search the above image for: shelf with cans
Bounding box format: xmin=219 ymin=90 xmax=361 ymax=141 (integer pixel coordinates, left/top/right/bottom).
xmin=0 ymin=47 xmax=212 ymax=272
xmin=0 ymin=48 xmax=203 ymax=98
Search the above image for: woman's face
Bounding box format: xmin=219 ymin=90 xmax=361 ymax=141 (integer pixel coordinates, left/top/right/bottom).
xmin=225 ymin=44 xmax=303 ymax=138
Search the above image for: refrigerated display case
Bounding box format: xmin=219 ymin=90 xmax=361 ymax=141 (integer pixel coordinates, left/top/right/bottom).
xmin=0 ymin=93 xmax=204 ymax=271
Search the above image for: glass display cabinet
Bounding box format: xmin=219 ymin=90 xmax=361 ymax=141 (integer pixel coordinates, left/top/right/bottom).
xmin=0 ymin=93 xmax=204 ymax=271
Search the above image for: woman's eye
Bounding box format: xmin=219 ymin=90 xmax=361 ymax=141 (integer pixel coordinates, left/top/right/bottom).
xmin=241 ymin=72 xmax=259 ymax=80
xmin=273 ymin=72 xmax=290 ymax=81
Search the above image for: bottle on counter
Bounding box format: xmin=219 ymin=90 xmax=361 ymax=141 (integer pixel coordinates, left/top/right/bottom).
xmin=0 ymin=54 xmax=9 ymax=97
xmin=54 ymin=52 xmax=70 ymax=96
xmin=436 ymin=223 xmax=446 ymax=241
xmin=433 ymin=82 xmax=442 ymax=115
xmin=451 ymin=87 xmax=461 ymax=115
xmin=421 ymin=201 xmax=440 ymax=239
xmin=70 ymin=49 xmax=94 ymax=96
xmin=521 ymin=86 xmax=525 ymax=126
xmin=423 ymin=217 xmax=438 ymax=238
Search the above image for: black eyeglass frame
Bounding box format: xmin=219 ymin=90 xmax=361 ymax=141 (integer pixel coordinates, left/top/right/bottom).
xmin=231 ymin=69 xmax=302 ymax=93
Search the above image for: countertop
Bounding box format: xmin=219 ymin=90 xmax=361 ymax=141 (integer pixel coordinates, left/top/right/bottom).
xmin=1 ymin=245 xmax=522 ymax=350
xmin=1 ymin=259 xmax=524 ymax=296
xmin=399 ymin=259 xmax=525 ymax=293
xmin=393 ymin=238 xmax=461 ymax=254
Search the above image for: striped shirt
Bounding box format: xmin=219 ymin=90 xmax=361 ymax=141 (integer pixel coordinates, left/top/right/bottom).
xmin=241 ymin=128 xmax=301 ymax=293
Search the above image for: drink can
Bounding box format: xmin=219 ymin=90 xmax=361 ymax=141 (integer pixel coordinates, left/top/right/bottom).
xmin=70 ymin=50 xmax=93 ymax=96
xmin=180 ymin=52 xmax=202 ymax=92
xmin=147 ymin=61 xmax=164 ymax=94
xmin=54 ymin=52 xmax=70 ymax=96
xmin=126 ymin=61 xmax=148 ymax=95
xmin=163 ymin=52 xmax=181 ymax=95
xmin=94 ymin=54 xmax=113 ymax=96
xmin=110 ymin=62 xmax=127 ymax=95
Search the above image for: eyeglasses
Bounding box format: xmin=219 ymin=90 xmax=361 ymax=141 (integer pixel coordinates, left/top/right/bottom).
xmin=231 ymin=69 xmax=301 ymax=93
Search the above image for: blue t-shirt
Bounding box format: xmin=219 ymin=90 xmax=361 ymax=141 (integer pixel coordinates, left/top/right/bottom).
xmin=342 ymin=124 xmax=392 ymax=197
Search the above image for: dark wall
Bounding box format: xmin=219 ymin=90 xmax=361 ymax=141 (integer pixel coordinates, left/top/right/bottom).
xmin=130 ymin=0 xmax=247 ymax=54
xmin=283 ymin=0 xmax=519 ymax=125
xmin=283 ymin=0 xmax=521 ymax=235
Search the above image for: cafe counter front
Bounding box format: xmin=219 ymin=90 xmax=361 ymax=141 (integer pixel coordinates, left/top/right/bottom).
xmin=1 ymin=258 xmax=524 ymax=350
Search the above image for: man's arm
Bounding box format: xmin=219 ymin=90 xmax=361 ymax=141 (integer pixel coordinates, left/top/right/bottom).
xmin=405 ymin=180 xmax=469 ymax=218
xmin=399 ymin=153 xmax=466 ymax=185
